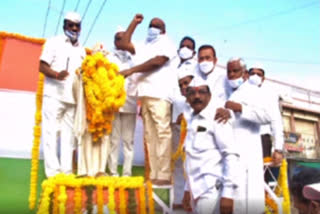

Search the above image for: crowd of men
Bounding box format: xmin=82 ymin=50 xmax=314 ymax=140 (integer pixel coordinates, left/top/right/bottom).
xmin=39 ymin=11 xmax=295 ymax=214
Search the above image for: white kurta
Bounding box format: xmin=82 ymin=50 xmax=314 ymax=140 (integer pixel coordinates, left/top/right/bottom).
xmin=228 ymin=82 xmax=271 ymax=214
xmin=40 ymin=34 xmax=85 ymax=177
xmin=184 ymin=101 xmax=239 ymax=213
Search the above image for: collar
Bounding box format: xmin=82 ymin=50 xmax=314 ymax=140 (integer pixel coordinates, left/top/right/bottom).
xmin=63 ymin=34 xmax=80 ymax=46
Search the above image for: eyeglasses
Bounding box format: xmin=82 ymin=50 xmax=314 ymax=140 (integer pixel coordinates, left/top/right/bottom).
xmin=67 ymin=23 xmax=81 ymax=28
xmin=186 ymin=88 xmax=209 ymax=96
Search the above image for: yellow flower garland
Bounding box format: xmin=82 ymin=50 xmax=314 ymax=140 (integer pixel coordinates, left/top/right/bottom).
xmin=37 ymin=174 xmax=149 ymax=214
xmin=264 ymin=158 xmax=291 ymax=214
xmin=29 ymin=73 xmax=45 ymax=210
xmin=81 ymin=52 xmax=126 ymax=142
xmin=171 ymin=116 xmax=187 ymax=171
xmin=146 ymin=180 xmax=154 ymax=214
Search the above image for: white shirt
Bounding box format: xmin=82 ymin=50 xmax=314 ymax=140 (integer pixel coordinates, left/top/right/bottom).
xmin=259 ymin=83 xmax=284 ymax=150
xmin=40 ymin=34 xmax=86 ymax=104
xmin=171 ymin=58 xmax=197 ymax=123
xmin=135 ymin=34 xmax=177 ymax=101
xmin=184 ymin=101 xmax=239 ymax=200
xmin=195 ymin=65 xmax=229 ymax=108
xmin=108 ymin=49 xmax=137 ymax=113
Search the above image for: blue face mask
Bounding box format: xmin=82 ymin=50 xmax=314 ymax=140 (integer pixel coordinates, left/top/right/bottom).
xmin=64 ymin=30 xmax=80 ymax=42
xmin=146 ymin=27 xmax=161 ymax=42
xmin=227 ymin=77 xmax=244 ymax=89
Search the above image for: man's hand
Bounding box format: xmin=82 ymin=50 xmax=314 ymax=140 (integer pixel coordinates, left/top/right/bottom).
xmin=119 ymin=68 xmax=134 ymax=77
xmin=57 ymin=70 xmax=69 ymax=80
xmin=182 ymin=191 xmax=192 ymax=212
xmin=176 ymin=114 xmax=184 ymax=125
xmin=214 ymin=108 xmax=231 ymax=124
xmin=272 ymin=150 xmax=284 ymax=166
xmin=225 ymin=101 xmax=242 ymax=113
xmin=220 ymin=197 xmax=233 ymax=214
xmin=134 ymin=14 xmax=143 ymax=24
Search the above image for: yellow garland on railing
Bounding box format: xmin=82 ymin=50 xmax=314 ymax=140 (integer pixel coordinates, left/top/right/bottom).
xmin=171 ymin=117 xmax=187 ymax=171
xmin=74 ymin=185 xmax=82 ymax=214
xmin=37 ymin=180 xmax=54 ymax=214
xmin=29 ymin=72 xmax=45 ymax=210
xmin=119 ymin=187 xmax=127 ymax=214
xmin=97 ymin=182 xmax=104 ymax=214
xmin=146 ymin=180 xmax=154 ymax=214
xmin=264 ymin=158 xmax=291 ymax=214
xmin=108 ymin=185 xmax=116 ymax=214
xmin=81 ymin=52 xmax=126 ymax=142
xmin=139 ymin=185 xmax=146 ymax=214
xmin=58 ymin=185 xmax=67 ymax=214
xmin=53 ymin=185 xmax=59 ymax=214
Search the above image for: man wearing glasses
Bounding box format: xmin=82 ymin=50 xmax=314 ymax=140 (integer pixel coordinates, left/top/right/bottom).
xmin=39 ymin=11 xmax=86 ymax=177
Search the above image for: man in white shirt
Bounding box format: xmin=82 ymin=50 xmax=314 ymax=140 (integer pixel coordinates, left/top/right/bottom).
xmin=171 ymin=36 xmax=197 ymax=208
xmin=194 ymin=45 xmax=229 ymax=108
xmin=247 ymin=63 xmax=284 ymax=165
xmin=182 ymin=78 xmax=239 ymax=214
xmin=107 ymin=31 xmax=138 ymax=177
xmin=221 ymin=58 xmax=272 ymax=214
xmin=39 ymin=11 xmax=86 ymax=177
xmin=119 ymin=14 xmax=177 ymax=185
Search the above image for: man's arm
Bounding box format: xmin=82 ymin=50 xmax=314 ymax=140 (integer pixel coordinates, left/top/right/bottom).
xmin=39 ymin=60 xmax=69 ymax=80
xmin=214 ymin=122 xmax=239 ymax=214
xmin=119 ymin=55 xmax=169 ymax=77
xmin=118 ymin=14 xmax=143 ymax=54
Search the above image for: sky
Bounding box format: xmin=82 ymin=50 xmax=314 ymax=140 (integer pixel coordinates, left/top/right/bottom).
xmin=0 ymin=0 xmax=319 ymax=91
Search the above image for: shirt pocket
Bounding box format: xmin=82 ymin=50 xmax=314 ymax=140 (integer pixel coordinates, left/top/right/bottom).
xmin=192 ymin=132 xmax=214 ymax=152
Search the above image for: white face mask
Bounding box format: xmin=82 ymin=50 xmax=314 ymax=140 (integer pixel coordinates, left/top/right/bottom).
xmin=199 ymin=61 xmax=215 ymax=75
xmin=178 ymin=47 xmax=193 ymax=60
xmin=227 ymin=77 xmax=244 ymax=89
xmin=64 ymin=30 xmax=80 ymax=42
xmin=248 ymin=74 xmax=263 ymax=86
xmin=146 ymin=27 xmax=161 ymax=42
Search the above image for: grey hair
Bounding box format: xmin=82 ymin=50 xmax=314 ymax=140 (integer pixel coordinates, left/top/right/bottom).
xmin=227 ymin=57 xmax=246 ymax=70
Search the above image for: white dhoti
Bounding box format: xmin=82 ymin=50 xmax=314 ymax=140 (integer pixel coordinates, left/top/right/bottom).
xmin=42 ymin=95 xmax=75 ymax=177
xmin=108 ymin=112 xmax=136 ymax=176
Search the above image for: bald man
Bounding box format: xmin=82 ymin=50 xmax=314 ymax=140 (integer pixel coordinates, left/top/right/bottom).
xmin=120 ymin=14 xmax=177 ymax=185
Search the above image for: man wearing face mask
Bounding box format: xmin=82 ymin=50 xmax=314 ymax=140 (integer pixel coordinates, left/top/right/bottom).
xmin=39 ymin=11 xmax=86 ymax=177
xmin=221 ymin=58 xmax=272 ymax=214
xmin=119 ymin=14 xmax=177 ymax=185
xmin=107 ymin=30 xmax=138 ymax=177
xmin=194 ymin=45 xmax=229 ymax=108
xmin=248 ymin=64 xmax=284 ymax=175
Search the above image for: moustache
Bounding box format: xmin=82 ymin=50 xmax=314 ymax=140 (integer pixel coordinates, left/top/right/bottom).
xmin=192 ymin=99 xmax=203 ymax=105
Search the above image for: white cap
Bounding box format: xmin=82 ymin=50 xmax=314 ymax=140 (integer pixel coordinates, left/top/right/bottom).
xmin=303 ymin=183 xmax=320 ymax=201
xmin=188 ymin=77 xmax=208 ymax=88
xmin=177 ymin=69 xmax=194 ymax=80
xmin=64 ymin=11 xmax=82 ymax=23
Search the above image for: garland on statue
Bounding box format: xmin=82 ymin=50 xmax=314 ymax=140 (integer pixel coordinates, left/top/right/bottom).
xmin=81 ymin=52 xmax=126 ymax=142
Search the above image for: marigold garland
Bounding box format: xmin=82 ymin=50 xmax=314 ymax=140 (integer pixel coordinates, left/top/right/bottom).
xmin=74 ymin=185 xmax=82 ymax=214
xmin=81 ymin=52 xmax=126 ymax=142
xmin=264 ymin=158 xmax=291 ymax=214
xmin=29 ymin=72 xmax=45 ymax=210
xmin=119 ymin=187 xmax=127 ymax=214
xmin=146 ymin=180 xmax=155 ymax=214
xmin=58 ymin=185 xmax=67 ymax=214
xmin=97 ymin=182 xmax=104 ymax=214
xmin=171 ymin=116 xmax=187 ymax=171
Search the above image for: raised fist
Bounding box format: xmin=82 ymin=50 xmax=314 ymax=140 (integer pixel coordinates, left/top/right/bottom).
xmin=134 ymin=14 xmax=143 ymax=24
